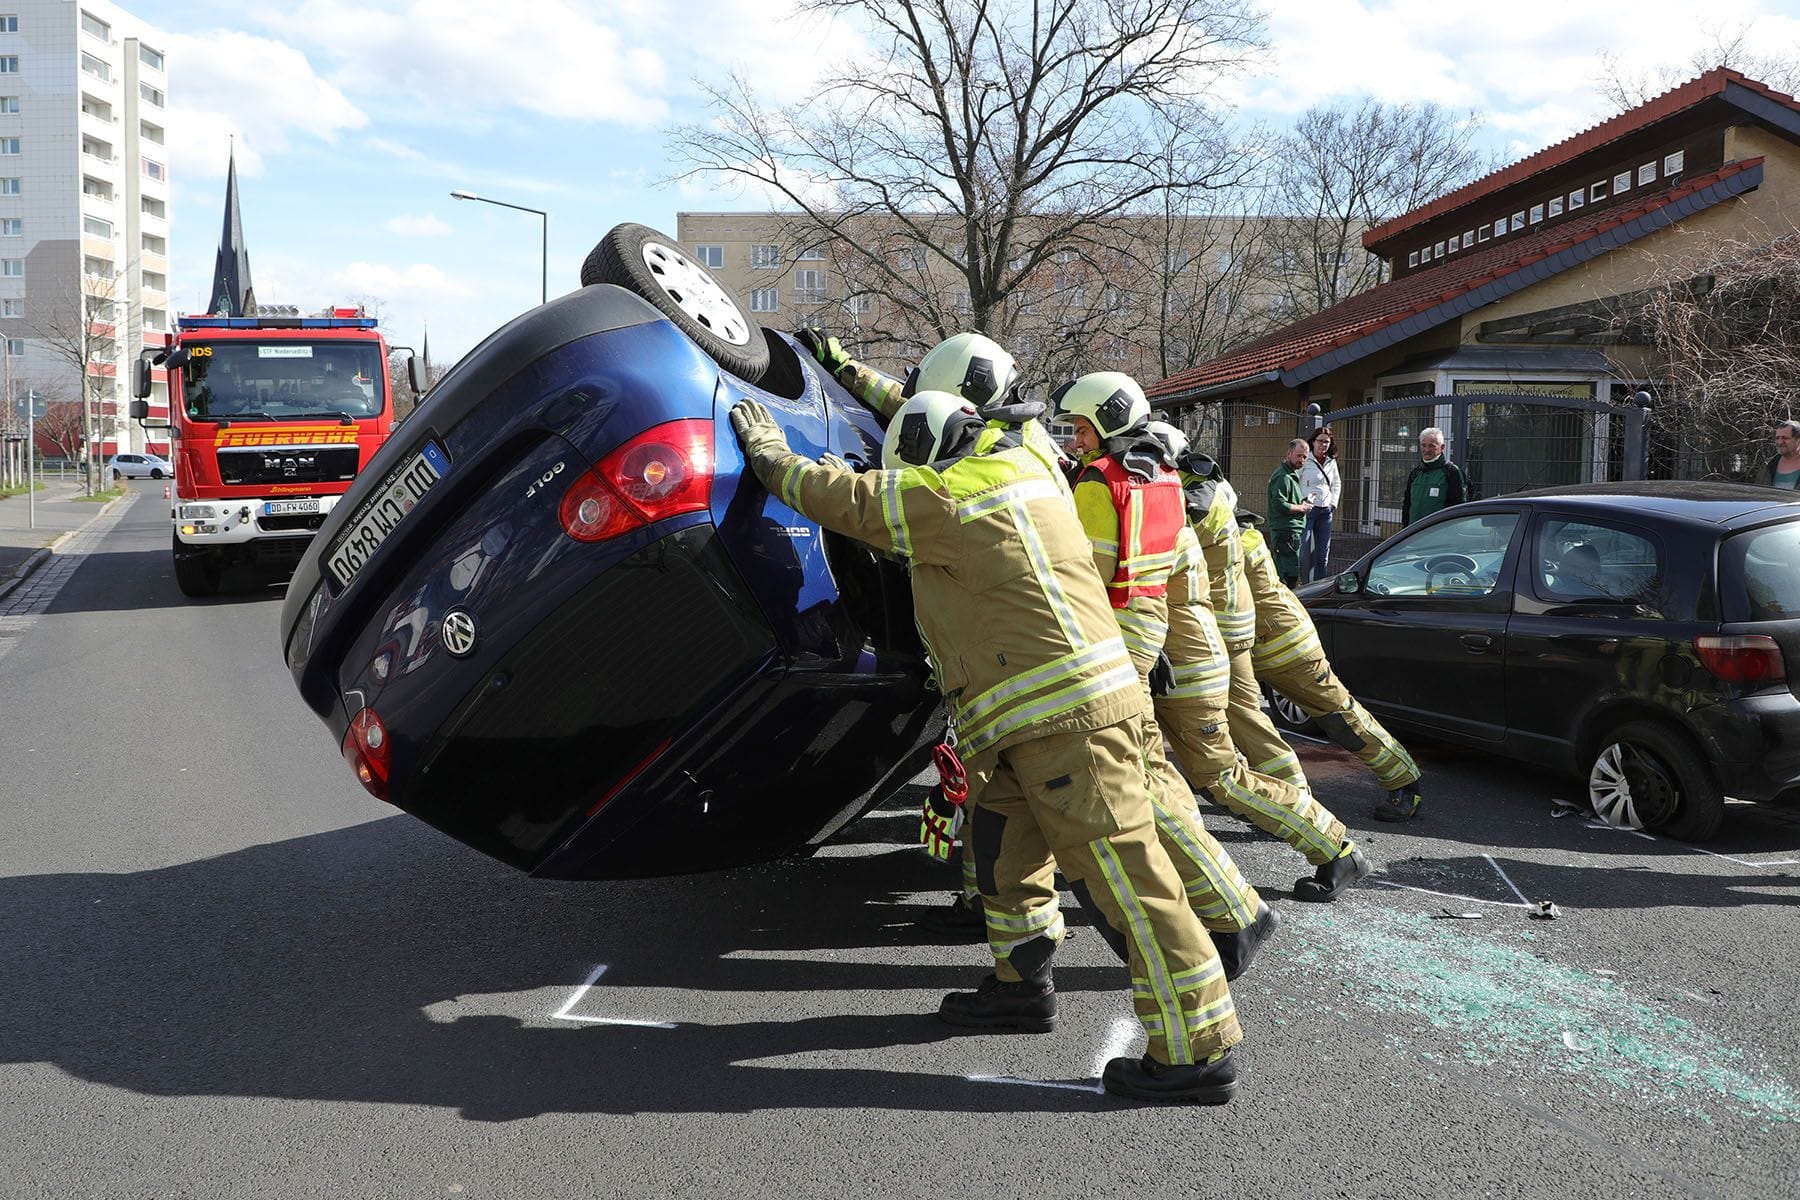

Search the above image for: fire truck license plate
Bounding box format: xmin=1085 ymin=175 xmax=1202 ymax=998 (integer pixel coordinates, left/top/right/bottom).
xmin=326 ymin=442 xmax=453 ymax=588
xmin=264 ymin=499 xmax=320 ymax=516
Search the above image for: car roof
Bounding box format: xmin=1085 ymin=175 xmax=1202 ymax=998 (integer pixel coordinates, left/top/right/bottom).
xmin=1494 ymin=481 xmax=1800 ymax=530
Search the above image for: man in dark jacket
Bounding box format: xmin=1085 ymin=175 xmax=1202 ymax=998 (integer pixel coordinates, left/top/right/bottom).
xmin=1402 ymin=427 xmax=1468 ymax=525
xmin=1265 ymin=439 xmax=1311 ymax=584
xmin=1754 ymin=420 xmax=1800 ymax=489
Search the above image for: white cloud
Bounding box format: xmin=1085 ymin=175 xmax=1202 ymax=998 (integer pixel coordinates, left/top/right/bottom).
xmin=163 ymin=30 xmax=368 ymax=180
xmin=385 ymin=214 xmax=453 ymax=237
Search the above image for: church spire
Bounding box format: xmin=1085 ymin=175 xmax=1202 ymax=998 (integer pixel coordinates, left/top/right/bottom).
xmin=209 ymin=140 xmax=255 ymax=316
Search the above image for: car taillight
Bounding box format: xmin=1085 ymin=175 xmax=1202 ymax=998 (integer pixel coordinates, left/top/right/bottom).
xmin=1694 ymin=634 xmax=1786 ymax=685
xmin=341 ymin=707 xmax=392 ymax=801
xmin=559 ymin=419 xmax=714 ymax=543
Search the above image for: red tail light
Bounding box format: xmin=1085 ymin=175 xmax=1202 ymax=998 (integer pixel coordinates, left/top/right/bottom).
xmin=341 ymin=707 xmax=392 ymax=801
xmin=1695 ymin=634 xmax=1786 ymax=685
xmin=559 ymin=419 xmax=714 ymax=543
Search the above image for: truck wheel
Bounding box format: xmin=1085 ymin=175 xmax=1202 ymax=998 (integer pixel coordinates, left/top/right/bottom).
xmin=173 ymin=533 xmax=222 ymax=598
xmin=1587 ymin=720 xmax=1723 ymax=839
xmin=580 ymin=223 xmax=770 ymax=383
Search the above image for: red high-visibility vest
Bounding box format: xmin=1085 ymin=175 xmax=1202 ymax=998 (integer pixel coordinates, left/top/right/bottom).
xmin=1091 ymin=454 xmax=1185 ymax=608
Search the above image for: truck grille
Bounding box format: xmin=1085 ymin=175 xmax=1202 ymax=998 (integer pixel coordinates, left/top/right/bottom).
xmin=218 ymin=446 xmax=360 ymax=486
xmin=258 ymin=513 xmax=328 ymax=533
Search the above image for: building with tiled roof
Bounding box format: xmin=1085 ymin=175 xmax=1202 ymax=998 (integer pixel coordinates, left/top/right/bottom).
xmin=1151 ymin=69 xmax=1800 ymax=554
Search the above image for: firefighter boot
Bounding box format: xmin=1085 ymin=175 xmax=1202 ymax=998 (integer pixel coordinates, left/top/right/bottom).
xmin=1372 ymin=784 xmax=1424 ymax=823
xmin=1103 ymin=1048 xmax=1239 ymax=1105
xmin=1209 ymin=900 xmax=1280 ymax=982
xmin=1293 ymin=842 xmax=1370 ymax=902
xmin=917 ymin=893 xmax=987 ymax=941
xmin=937 ymin=974 xmax=1057 ymax=1033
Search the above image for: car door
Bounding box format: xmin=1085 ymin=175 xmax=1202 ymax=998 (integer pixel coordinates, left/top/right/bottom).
xmin=1504 ymin=511 xmax=1679 ymax=770
xmin=1327 ymin=508 xmax=1525 ymax=742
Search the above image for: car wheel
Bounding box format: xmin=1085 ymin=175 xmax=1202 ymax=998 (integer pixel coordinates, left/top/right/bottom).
xmin=1261 ymin=682 xmax=1319 ymax=735
xmin=1587 ymin=720 xmax=1723 ymax=839
xmin=150 ymin=469 xmax=164 ymax=479
xmin=579 ymin=222 xmax=771 ymax=383
xmin=112 ymin=469 xmax=123 ymax=481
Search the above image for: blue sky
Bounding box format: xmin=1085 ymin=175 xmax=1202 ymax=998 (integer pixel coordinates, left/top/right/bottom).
xmin=129 ymin=0 xmax=1800 ymax=363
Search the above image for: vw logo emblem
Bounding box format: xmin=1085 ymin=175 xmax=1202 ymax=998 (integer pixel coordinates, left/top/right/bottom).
xmin=441 ymin=609 xmax=478 ymax=657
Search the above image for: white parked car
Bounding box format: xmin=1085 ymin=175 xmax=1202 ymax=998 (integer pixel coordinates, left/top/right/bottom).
xmin=108 ymin=452 xmax=172 ymax=480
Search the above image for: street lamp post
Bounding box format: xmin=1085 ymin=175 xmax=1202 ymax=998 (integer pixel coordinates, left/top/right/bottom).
xmin=450 ymin=190 xmax=548 ymax=307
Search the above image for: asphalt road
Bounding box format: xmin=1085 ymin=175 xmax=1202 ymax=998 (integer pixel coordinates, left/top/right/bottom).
xmin=2 ymin=481 xmax=1797 ymax=1199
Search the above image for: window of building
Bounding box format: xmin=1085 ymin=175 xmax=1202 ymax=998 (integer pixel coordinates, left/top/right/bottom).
xmin=142 ymin=232 xmax=164 ymax=255
xmin=139 ymin=44 xmax=164 ymax=72
xmin=795 ymin=246 xmax=825 ymax=262
xmin=0 ymin=17 xmax=16 ymax=33
xmin=1570 ymin=188 xmax=1585 ymax=210
xmin=0 ymin=177 xmax=18 ymax=195
xmin=0 ymin=97 xmax=16 ymax=114
xmin=142 ymin=270 xmax=166 ymax=291
xmin=1548 ymin=197 xmax=1563 ymax=218
xmin=82 ymin=216 xmax=111 ymax=238
xmin=0 ymin=219 xmax=17 ymax=236
xmin=0 ymin=136 xmax=16 ymax=156
xmin=4 ymin=337 xmax=21 ymax=356
xmin=0 ymin=56 xmax=18 ymax=74
xmin=80 ymin=11 xmax=109 ymax=40
xmin=750 ymin=244 xmax=780 ymax=269
xmin=81 ymin=175 xmax=108 ymax=199
xmin=1529 ymin=204 xmax=1543 ymax=223
xmin=140 ymin=121 xmax=163 ymax=146
xmin=1590 ymin=180 xmax=1607 ymax=202
xmin=81 ymin=137 xmax=111 ymax=161
xmin=1637 ymin=162 xmax=1656 ymax=186
xmin=1 ymin=299 xmax=21 ymax=318
xmin=1 ymin=258 xmax=20 ymax=277
xmin=79 ymin=53 xmax=107 ymax=81
xmin=141 ymin=157 xmax=164 ymax=181
xmin=793 ymin=268 xmax=825 ymax=302
xmin=843 ymin=293 xmax=872 ymax=314
xmin=143 ymin=306 xmax=165 ymax=330
xmin=1663 ymin=150 xmax=1685 ymax=176
xmin=82 ymin=254 xmax=111 ymax=276
xmin=1477 ymin=226 xmax=1491 ymax=243
xmin=1462 ymin=230 xmax=1475 ymax=248
xmin=897 ymin=245 xmax=928 ymax=272
xmin=693 ymin=244 xmax=722 ymax=269
xmin=1510 ymin=211 xmax=1525 ymax=231
xmin=141 ymin=195 xmax=164 ymax=219
xmin=139 ymin=83 xmax=164 ymax=109
xmin=1612 ymin=170 xmax=1631 ymax=194
xmin=1430 ymin=240 xmax=1443 ymax=258
xmin=750 ymin=286 xmax=778 ymax=312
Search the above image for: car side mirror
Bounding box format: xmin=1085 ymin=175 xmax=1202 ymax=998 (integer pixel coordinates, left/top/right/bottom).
xmin=1335 ymin=572 xmax=1362 ymax=595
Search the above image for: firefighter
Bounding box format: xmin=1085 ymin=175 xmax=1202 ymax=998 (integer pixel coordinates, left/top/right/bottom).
xmin=1177 ymin=446 xmax=1369 ymax=900
xmin=730 ymin=388 xmax=1245 ymax=1103
xmin=1237 ymin=511 xmax=1427 ymax=823
xmin=1054 ymin=375 xmax=1270 ymax=959
xmin=1144 ymin=422 xmax=1366 ymax=902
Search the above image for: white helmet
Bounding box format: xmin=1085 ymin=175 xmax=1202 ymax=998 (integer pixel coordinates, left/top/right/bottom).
xmin=904 ymin=332 xmax=1019 ymax=408
xmin=1050 ymin=371 xmax=1149 ymax=440
xmin=882 ymin=389 xmax=983 ymax=469
xmin=1145 ymin=420 xmax=1188 ymax=465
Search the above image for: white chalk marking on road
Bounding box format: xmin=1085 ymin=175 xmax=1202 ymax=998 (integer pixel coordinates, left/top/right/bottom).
xmin=1483 ymin=854 xmax=1532 ymax=907
xmin=1582 ymin=820 xmax=1800 ymax=867
xmin=967 ymin=1074 xmax=1105 ymax=1095
xmin=1090 ymin=1015 xmax=1140 ymax=1078
xmin=550 ymin=964 xmax=677 ymax=1029
xmin=1369 ymin=879 xmax=1532 ymax=909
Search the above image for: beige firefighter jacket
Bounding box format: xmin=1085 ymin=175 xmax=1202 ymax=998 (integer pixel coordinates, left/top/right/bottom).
xmin=1160 ymin=525 xmax=1232 ymax=704
xmin=1182 ymin=471 xmax=1256 ymax=650
xmin=742 ymin=427 xmax=1143 ymax=758
xmin=1240 ymin=524 xmax=1325 ymax=672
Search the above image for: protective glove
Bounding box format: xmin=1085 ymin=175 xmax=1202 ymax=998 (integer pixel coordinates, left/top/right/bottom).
xmin=794 ymin=326 xmax=850 ymax=373
xmin=1148 ymin=649 xmax=1175 ymax=697
xmin=920 ymin=785 xmax=964 ymax=862
xmin=729 ymin=398 xmax=790 ymax=461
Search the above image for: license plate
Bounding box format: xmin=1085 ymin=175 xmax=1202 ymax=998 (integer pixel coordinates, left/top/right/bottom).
xmin=265 ymin=498 xmax=321 ymax=516
xmin=326 ymin=442 xmax=452 ymax=588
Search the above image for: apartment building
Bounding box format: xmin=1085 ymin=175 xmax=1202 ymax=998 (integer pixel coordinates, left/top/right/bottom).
xmin=5 ymin=0 xmax=170 ymax=458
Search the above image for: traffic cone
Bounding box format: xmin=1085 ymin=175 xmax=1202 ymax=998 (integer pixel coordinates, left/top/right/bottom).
xmin=163 ymin=484 xmax=170 ymax=499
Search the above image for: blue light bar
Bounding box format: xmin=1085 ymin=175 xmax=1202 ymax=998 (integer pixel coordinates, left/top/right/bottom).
xmin=175 ymin=316 xmax=380 ymax=331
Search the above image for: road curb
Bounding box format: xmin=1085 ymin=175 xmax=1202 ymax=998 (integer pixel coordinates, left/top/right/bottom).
xmin=0 ymin=492 xmax=124 ymax=603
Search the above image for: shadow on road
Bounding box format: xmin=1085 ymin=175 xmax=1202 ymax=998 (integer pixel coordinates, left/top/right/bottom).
xmin=0 ymin=817 xmax=1123 ymax=1120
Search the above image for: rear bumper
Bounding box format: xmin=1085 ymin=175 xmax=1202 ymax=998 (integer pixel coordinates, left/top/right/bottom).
xmin=1693 ymin=693 xmax=1800 ymax=802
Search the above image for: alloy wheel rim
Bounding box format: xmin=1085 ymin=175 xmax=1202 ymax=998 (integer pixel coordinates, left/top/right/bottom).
xmin=1588 ymin=741 xmax=1677 ymax=830
xmin=639 ymin=241 xmax=753 ymax=347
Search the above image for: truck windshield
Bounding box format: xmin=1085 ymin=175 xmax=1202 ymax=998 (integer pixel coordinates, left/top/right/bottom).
xmin=181 ymin=341 xmax=385 ymax=421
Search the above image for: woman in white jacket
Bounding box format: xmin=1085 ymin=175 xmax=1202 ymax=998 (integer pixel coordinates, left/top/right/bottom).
xmin=1298 ymin=425 xmax=1341 ymax=582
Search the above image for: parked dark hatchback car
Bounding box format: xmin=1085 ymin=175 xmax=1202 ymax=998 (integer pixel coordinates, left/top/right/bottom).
xmin=279 ymin=224 xmax=939 ymax=880
xmin=1285 ymin=482 xmax=1800 ymax=838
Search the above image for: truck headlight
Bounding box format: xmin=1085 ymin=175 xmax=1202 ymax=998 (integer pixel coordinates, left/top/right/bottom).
xmin=179 ymin=504 xmax=217 ymax=520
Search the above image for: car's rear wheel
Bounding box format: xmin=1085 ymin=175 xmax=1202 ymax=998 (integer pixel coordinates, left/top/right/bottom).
xmin=580 ymin=223 xmax=770 ymax=383
xmin=1262 ymin=682 xmax=1319 ymax=735
xmin=1587 ymin=720 xmax=1723 ymax=839
xmin=150 ymin=468 xmax=164 ymax=479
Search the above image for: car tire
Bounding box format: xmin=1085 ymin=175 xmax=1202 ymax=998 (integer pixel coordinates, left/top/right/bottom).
xmin=1586 ymin=720 xmax=1723 ymax=839
xmin=112 ymin=469 xmax=123 ymax=481
xmin=173 ymin=533 xmax=222 ymax=598
xmin=580 ymin=222 xmax=771 ymax=383
xmin=1261 ymin=682 xmax=1320 ymax=736
xmin=150 ymin=469 xmax=164 ymax=479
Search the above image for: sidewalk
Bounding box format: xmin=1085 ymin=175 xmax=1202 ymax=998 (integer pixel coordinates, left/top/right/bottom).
xmin=0 ymin=475 xmax=126 ymax=599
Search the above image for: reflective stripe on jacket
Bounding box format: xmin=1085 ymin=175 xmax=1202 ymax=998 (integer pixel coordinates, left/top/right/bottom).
xmin=744 ymin=434 xmax=1143 ymax=757
xmin=1185 ymin=473 xmax=1256 ymax=648
xmin=1240 ymin=525 xmax=1324 ymax=671
xmin=1161 ymin=524 xmax=1230 ymax=702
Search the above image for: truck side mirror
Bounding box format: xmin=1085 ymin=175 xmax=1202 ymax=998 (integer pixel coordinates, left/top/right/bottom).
xmin=133 ymin=357 xmax=152 ymax=398
xmin=406 ymin=355 xmax=425 ymax=396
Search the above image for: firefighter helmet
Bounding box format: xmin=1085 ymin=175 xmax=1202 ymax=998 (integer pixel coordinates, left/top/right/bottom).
xmin=902 ymin=333 xmax=1019 ymax=408
xmin=1145 ymin=420 xmax=1188 ymax=464
xmin=1050 ymin=372 xmax=1149 ymax=439
xmin=882 ymin=389 xmax=983 ymax=469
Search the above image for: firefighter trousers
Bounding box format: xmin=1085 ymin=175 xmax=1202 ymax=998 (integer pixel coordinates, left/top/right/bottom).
xmin=1226 ymin=643 xmax=1310 ymax=790
xmin=1256 ymin=653 xmax=1422 ymax=790
xmin=1155 ymin=691 xmax=1348 ymax=867
xmin=966 ymin=717 xmax=1242 ymax=1066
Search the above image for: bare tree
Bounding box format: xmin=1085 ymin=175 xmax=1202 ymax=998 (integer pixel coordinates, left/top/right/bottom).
xmin=1597 ymin=23 xmax=1800 ymax=113
xmin=1263 ymin=100 xmax=1489 ymax=318
xmin=33 ymin=270 xmax=126 ymax=494
xmin=670 ymin=0 xmax=1267 ymax=372
xmin=34 ymin=399 xmax=85 ymax=465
